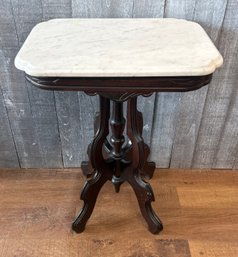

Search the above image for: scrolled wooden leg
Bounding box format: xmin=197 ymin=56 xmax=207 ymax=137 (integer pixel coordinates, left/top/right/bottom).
xmin=72 ymin=96 xmax=111 ymax=233
xmin=81 ymin=161 xmax=93 ymax=178
xmin=136 ymin=110 xmax=156 ymax=179
xmin=72 ymin=168 xmax=111 ymax=233
xmin=125 ymin=168 xmax=163 ymax=234
xmin=123 ymin=108 xmax=155 ymax=179
xmin=94 ymin=111 xmax=113 ymax=161
xmin=126 ymin=97 xmax=163 ymax=234
xmin=140 ymin=144 xmax=156 ymax=179
xmin=82 ymin=111 xmax=111 ymax=178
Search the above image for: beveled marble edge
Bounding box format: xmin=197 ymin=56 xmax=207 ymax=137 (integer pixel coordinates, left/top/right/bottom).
xmin=15 ymin=18 xmax=223 ymax=77
xmin=16 ymin=55 xmax=223 ymax=77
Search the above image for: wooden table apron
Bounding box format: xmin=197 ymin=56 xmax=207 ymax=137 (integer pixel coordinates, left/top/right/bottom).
xmin=26 ymin=73 xmax=212 ymax=234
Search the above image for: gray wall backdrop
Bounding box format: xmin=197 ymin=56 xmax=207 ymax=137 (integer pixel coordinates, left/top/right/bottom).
xmin=0 ymin=0 xmax=238 ymax=169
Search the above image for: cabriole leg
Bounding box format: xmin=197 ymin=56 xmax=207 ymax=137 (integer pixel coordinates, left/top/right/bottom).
xmin=124 ymin=97 xmax=163 ymax=234
xmin=72 ymin=96 xmax=111 ymax=233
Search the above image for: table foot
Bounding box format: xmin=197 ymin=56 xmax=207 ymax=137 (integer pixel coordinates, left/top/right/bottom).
xmin=125 ymin=168 xmax=163 ymax=234
xmin=72 ymin=170 xmax=109 ymax=233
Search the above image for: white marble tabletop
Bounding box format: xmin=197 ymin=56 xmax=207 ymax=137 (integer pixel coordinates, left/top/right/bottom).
xmin=15 ymin=18 xmax=223 ymax=77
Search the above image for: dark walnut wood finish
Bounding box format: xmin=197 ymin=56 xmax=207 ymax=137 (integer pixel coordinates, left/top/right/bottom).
xmin=26 ymin=73 xmax=212 ymax=234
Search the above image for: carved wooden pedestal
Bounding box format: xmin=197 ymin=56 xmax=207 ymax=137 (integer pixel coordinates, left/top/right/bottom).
xmin=26 ymin=74 xmax=213 ymax=234
xmin=72 ymin=96 xmax=162 ymax=234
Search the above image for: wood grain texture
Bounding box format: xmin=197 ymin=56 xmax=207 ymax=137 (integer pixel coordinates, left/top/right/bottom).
xmin=72 ymin=0 xmax=133 ymax=18
xmin=55 ymin=92 xmax=83 ymax=167
xmin=0 ymin=0 xmax=237 ymax=169
xmin=0 ymin=1 xmax=46 ymax=168
xmin=150 ymin=93 xmax=180 ymax=167
xmin=192 ymin=0 xmax=235 ymax=169
xmin=0 ymin=2 xmax=19 ymax=168
xmin=10 ymin=0 xmax=63 ymax=168
xmin=208 ymin=0 xmax=238 ymax=169
xmin=133 ymin=0 xmax=165 ymax=18
xmin=0 ymin=168 xmax=237 ymax=256
xmin=0 ymin=77 xmax=19 ymax=167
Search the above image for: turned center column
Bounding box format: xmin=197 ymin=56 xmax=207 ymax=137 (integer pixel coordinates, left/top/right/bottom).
xmin=110 ymin=101 xmax=126 ymax=192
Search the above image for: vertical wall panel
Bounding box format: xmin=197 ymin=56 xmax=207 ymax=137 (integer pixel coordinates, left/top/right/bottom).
xmin=55 ymin=92 xmax=83 ymax=167
xmin=150 ymin=93 xmax=180 ymax=167
xmin=192 ymin=0 xmax=238 ymax=168
xmin=168 ymin=0 xmax=227 ymax=168
xmin=9 ymin=0 xmax=63 ymax=167
xmin=0 ymin=1 xmax=19 ymax=168
xmin=165 ymin=0 xmax=196 ymax=19
xmin=41 ymin=0 xmax=72 ymax=18
xmin=133 ymin=0 xmax=165 ymax=18
xmin=0 ymin=1 xmax=46 ymax=167
xmin=207 ymin=0 xmax=238 ymax=169
xmin=72 ymin=0 xmax=133 ymax=18
xmin=0 ymin=59 xmax=19 ymax=167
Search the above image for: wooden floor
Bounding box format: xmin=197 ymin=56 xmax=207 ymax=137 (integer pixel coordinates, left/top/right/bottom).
xmin=0 ymin=168 xmax=238 ymax=257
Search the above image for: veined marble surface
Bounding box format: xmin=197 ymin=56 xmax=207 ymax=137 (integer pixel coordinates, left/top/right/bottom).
xmin=15 ymin=18 xmax=223 ymax=77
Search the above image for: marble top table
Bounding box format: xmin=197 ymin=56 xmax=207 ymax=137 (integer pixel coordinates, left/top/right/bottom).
xmin=15 ymin=18 xmax=223 ymax=234
xmin=15 ymin=18 xmax=222 ymax=77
